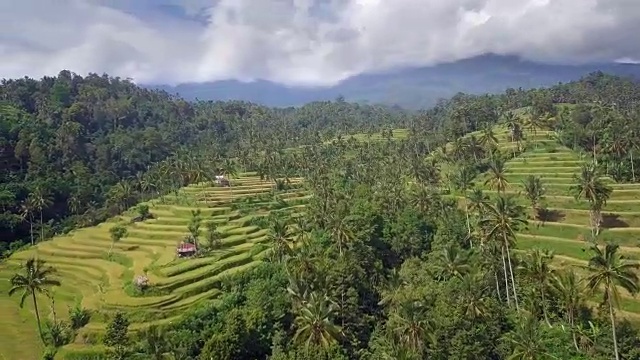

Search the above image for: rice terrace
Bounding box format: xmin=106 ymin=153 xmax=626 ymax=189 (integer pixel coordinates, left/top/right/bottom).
xmin=0 ymin=173 xmax=310 ymax=358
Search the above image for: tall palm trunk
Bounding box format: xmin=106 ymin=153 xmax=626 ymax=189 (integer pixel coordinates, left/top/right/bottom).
xmin=592 ymin=135 xmax=597 ymax=166
xmin=569 ymin=310 xmax=579 ymax=351
xmin=464 ymin=198 xmax=472 ymax=245
xmin=32 ymin=292 xmax=44 ymax=343
xmin=40 ymin=210 xmax=44 ymax=241
xmin=630 ymin=151 xmax=635 ymax=183
xmin=504 ymin=236 xmax=519 ymax=311
xmin=29 ymin=214 xmax=34 ymax=245
xmin=494 ymin=271 xmax=502 ymax=302
xmin=609 ymin=291 xmax=620 ymax=360
xmin=541 ymin=288 xmax=551 ymax=327
xmin=501 ymin=246 xmax=511 ymax=306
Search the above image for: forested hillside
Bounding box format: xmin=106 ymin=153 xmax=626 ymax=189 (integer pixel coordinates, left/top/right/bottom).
xmin=0 ymin=72 xmax=411 ymax=252
xmin=3 ymin=70 xmax=640 ymax=360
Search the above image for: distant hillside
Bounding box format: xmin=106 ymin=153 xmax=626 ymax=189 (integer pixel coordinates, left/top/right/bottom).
xmin=150 ymin=54 xmax=640 ymax=109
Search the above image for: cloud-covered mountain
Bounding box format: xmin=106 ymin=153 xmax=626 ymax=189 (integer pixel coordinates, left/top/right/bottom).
xmin=153 ymin=54 xmax=640 ymax=109
xmin=2 ymin=1 xmax=640 ymax=89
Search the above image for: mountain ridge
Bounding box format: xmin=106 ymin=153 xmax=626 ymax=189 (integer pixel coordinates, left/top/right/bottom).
xmin=150 ymin=54 xmax=640 ymax=109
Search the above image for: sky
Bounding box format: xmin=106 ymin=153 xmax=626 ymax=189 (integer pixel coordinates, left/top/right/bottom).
xmin=1 ymin=0 xmax=639 ymax=87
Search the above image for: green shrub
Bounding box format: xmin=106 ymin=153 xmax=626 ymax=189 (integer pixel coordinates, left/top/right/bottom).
xmin=69 ymin=303 xmax=92 ymax=330
xmin=43 ymin=319 xmax=72 ymax=348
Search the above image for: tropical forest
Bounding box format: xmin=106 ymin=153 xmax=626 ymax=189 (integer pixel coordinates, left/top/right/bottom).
xmin=2 ymin=70 xmax=640 ymax=360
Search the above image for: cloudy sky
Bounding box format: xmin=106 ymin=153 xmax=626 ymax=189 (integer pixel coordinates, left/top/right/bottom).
xmin=1 ymin=0 xmax=638 ymax=86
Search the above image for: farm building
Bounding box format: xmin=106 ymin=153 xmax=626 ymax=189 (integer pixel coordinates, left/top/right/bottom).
xmin=176 ymin=242 xmax=197 ymax=257
xmin=214 ymin=175 xmax=230 ymax=187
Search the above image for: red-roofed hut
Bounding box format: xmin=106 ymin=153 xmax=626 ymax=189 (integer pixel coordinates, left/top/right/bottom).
xmin=177 ymin=242 xmax=197 ymax=258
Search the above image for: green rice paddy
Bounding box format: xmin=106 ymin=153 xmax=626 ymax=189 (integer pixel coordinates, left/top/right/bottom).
xmin=0 ymin=174 xmax=307 ymax=358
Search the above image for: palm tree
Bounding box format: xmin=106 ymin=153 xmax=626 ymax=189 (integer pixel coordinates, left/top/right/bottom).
xmin=521 ymin=175 xmax=545 ymax=218
xmin=391 ymin=300 xmax=435 ymax=355
xmin=377 ymin=268 xmax=406 ymax=308
xmin=479 ymin=126 xmax=499 ymax=161
xmin=570 ymin=165 xmax=612 ymax=237
xmin=467 ymin=189 xmax=490 ymax=246
xmin=503 ymin=314 xmax=553 ymax=360
xmin=519 ymin=249 xmax=554 ymax=326
xmin=481 ymin=195 xmax=527 ymax=310
xmin=550 ymin=269 xmax=586 ymax=351
xmin=584 ymin=243 xmax=639 ymax=360
xmin=292 ymin=292 xmax=342 ymax=349
xmin=622 ymin=125 xmax=637 ymax=182
xmin=467 ymin=188 xmax=490 ymax=217
xmin=459 ymin=268 xmax=490 ymax=321
xmin=220 ymin=158 xmax=238 ymax=195
xmin=268 ymin=216 xmax=293 ymax=262
xmin=452 ymin=165 xmax=475 ymax=237
xmin=20 ymin=197 xmax=36 ymax=245
xmin=433 ymin=244 xmax=471 ymax=280
xmin=525 ymin=111 xmax=546 ymax=148
xmin=30 ymin=186 xmax=53 ymax=242
xmin=465 ymin=135 xmax=484 ymax=162
xmin=328 ymin=200 xmax=354 ymax=257
xmin=485 ymin=158 xmax=510 ymax=194
xmin=137 ymin=325 xmax=168 ymax=360
xmin=9 ymin=257 xmax=61 ymax=342
xmin=504 ymin=112 xmax=522 ymax=156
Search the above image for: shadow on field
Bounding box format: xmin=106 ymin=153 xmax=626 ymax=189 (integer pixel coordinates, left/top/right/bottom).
xmin=601 ymin=214 xmax=629 ymax=228
xmin=536 ymin=208 xmax=565 ymax=224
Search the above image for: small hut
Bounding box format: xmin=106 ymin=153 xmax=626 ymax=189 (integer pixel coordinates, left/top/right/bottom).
xmin=214 ymin=175 xmax=230 ymax=187
xmin=176 ymin=242 xmax=197 ymax=258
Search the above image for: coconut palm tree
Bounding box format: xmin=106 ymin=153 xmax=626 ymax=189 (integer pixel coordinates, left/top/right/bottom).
xmin=20 ymin=197 xmax=36 ymax=245
xmin=433 ymin=244 xmax=471 ymax=280
xmin=584 ymin=243 xmax=639 ymax=360
xmin=293 ymin=292 xmax=342 ymax=349
xmin=220 ymin=158 xmax=238 ymax=195
xmin=485 ymin=158 xmax=510 ymax=194
xmin=465 ymin=135 xmax=484 ymax=162
xmin=467 ymin=188 xmax=490 ymax=218
xmin=480 ymin=195 xmax=527 ymax=310
xmin=521 ymin=175 xmax=545 ymax=218
xmin=137 ymin=325 xmax=168 ymax=360
xmin=550 ymin=269 xmax=586 ymax=351
xmin=452 ymin=165 xmax=475 ymax=237
xmin=268 ymin=216 xmax=293 ymax=262
xmin=570 ymin=165 xmax=612 ymax=237
xmin=391 ymin=300 xmax=435 ymax=355
xmin=459 ymin=268 xmax=490 ymax=321
xmin=503 ymin=314 xmax=553 ymax=360
xmin=519 ymin=249 xmax=554 ymax=326
xmin=525 ymin=111 xmax=546 ymax=147
xmin=30 ymin=186 xmax=53 ymax=242
xmin=479 ymin=126 xmax=499 ymax=161
xmin=8 ymin=257 xmax=61 ymax=342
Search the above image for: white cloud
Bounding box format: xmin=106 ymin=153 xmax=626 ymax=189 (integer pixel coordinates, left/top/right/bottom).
xmin=1 ymin=0 xmax=639 ymax=86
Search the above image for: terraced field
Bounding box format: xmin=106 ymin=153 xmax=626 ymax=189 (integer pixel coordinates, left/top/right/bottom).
xmin=0 ymin=174 xmax=308 ymax=359
xmin=469 ymin=128 xmax=640 ymax=319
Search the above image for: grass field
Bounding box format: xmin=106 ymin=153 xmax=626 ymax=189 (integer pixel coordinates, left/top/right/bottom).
xmin=452 ymin=126 xmax=640 ymax=321
xmin=0 ymin=173 xmax=308 ymax=359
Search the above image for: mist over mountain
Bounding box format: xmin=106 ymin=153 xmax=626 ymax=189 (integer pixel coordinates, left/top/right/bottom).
xmin=152 ymin=54 xmax=640 ymax=109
